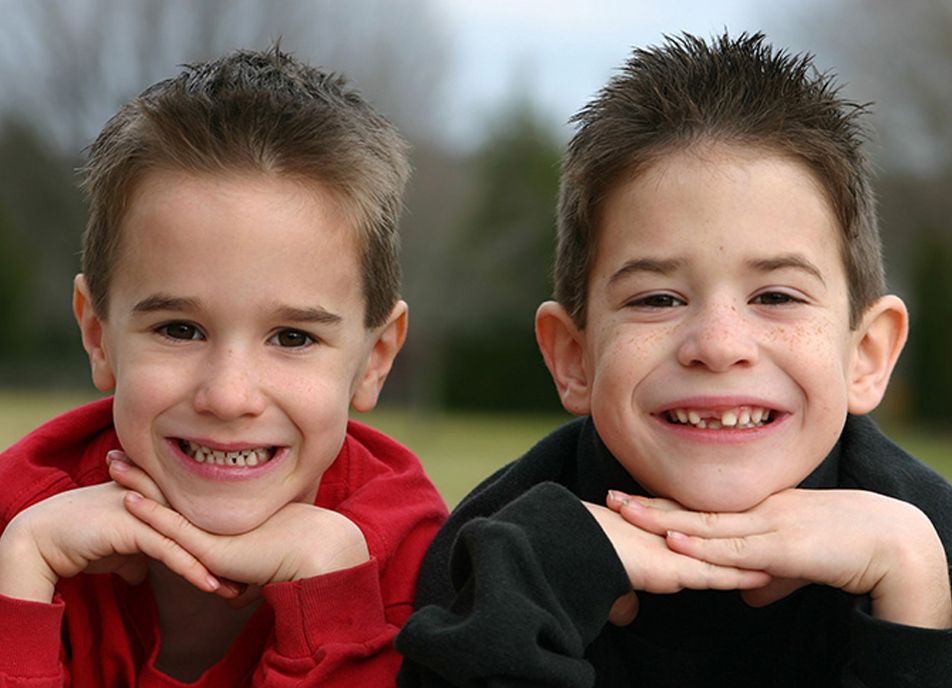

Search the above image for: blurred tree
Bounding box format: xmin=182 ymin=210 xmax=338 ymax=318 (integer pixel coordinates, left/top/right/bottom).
xmin=0 ymin=120 xmax=88 ymax=384
xmin=438 ymin=100 xmax=564 ymax=411
xmin=0 ymin=0 xmax=456 ymax=395
xmin=782 ymin=0 xmax=952 ymax=423
xmin=907 ymin=233 xmax=952 ymax=428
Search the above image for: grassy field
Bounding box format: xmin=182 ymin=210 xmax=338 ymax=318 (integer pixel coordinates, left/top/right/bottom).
xmin=2 ymin=389 xmax=950 ymax=507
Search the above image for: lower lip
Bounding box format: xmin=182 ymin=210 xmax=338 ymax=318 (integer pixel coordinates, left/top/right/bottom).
xmin=652 ymin=413 xmax=788 ymax=444
xmin=166 ymin=439 xmax=288 ymax=481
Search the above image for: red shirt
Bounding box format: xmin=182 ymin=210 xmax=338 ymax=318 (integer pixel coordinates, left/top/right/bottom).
xmin=0 ymin=398 xmax=447 ymax=687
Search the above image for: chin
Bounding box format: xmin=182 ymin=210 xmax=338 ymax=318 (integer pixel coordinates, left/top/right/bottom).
xmin=176 ymin=502 xmax=270 ymax=536
xmin=674 ymin=488 xmax=768 ymax=514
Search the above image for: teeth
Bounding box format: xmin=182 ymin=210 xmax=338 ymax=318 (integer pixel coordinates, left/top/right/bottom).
xmin=666 ymin=406 xmax=775 ymax=430
xmin=181 ymin=440 xmax=274 ymax=466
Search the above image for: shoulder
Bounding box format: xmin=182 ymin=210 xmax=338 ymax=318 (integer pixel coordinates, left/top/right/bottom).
xmin=839 ymin=414 xmax=952 ymax=549
xmin=316 ymin=420 xmax=447 ymax=566
xmin=451 ymin=416 xmax=589 ymax=520
xmin=0 ymin=397 xmax=117 ymax=526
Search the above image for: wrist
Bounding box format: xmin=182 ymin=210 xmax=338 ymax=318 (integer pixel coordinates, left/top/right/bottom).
xmin=0 ymin=519 xmax=58 ymax=603
xmin=871 ymin=516 xmax=952 ymax=629
xmin=293 ymin=514 xmax=370 ymax=580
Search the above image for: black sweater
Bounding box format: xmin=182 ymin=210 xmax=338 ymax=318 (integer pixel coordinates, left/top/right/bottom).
xmin=397 ymin=415 xmax=952 ymax=687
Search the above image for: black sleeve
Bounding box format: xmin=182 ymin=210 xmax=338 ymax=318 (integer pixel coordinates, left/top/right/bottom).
xmin=844 ymin=607 xmax=952 ymax=687
xmin=396 ymin=482 xmax=630 ymax=688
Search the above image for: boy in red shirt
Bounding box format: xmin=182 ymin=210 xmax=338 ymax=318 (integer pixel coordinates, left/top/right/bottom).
xmin=0 ymin=47 xmax=446 ymax=686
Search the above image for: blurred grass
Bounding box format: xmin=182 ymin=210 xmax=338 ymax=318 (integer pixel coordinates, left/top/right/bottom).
xmin=1 ymin=389 xmax=949 ymax=508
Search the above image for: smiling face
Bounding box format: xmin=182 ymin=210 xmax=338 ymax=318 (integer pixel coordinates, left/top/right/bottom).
xmin=74 ymin=170 xmax=406 ymax=534
xmin=537 ymin=144 xmax=906 ymax=512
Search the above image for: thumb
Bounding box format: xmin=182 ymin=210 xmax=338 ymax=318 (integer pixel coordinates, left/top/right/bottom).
xmin=608 ymin=590 xmax=639 ymax=626
xmin=741 ymin=578 xmax=809 ymax=608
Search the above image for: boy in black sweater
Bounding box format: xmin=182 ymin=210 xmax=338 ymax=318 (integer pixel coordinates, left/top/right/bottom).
xmin=397 ymin=33 xmax=952 ymax=687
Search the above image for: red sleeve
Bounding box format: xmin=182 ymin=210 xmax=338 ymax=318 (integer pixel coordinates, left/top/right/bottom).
xmin=0 ymin=594 xmax=68 ymax=687
xmin=248 ymin=421 xmax=447 ymax=687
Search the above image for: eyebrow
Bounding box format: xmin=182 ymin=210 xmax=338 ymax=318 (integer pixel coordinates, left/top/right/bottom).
xmin=746 ymin=254 xmax=826 ymax=285
xmin=608 ymin=258 xmax=683 ymax=286
xmin=132 ymin=294 xmax=200 ymax=314
xmin=132 ymin=294 xmax=343 ymax=325
xmin=272 ymin=305 xmax=343 ymax=326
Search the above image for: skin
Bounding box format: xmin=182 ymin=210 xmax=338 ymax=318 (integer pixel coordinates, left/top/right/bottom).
xmin=537 ymin=144 xmax=950 ymax=629
xmin=0 ymin=170 xmax=408 ymax=676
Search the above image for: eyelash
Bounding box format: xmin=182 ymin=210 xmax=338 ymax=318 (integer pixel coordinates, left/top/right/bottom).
xmin=155 ymin=321 xmax=204 ymax=341
xmin=624 ymin=290 xmax=806 ymax=309
xmin=153 ymin=323 xmax=318 ymax=348
xmin=267 ymin=328 xmax=318 ymax=349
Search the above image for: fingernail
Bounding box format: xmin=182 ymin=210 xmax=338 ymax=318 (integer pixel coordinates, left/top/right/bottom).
xmin=666 ymin=530 xmax=686 ymax=541
xmin=106 ymin=450 xmax=129 ymax=465
xmin=608 ymin=490 xmax=630 ymax=506
xmin=206 ymin=575 xmax=221 ymax=591
xmin=126 ymin=491 xmax=142 ymax=505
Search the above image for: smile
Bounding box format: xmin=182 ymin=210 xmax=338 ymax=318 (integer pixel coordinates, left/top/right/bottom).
xmin=664 ymin=405 xmax=775 ymax=430
xmin=176 ymin=439 xmax=276 ymax=466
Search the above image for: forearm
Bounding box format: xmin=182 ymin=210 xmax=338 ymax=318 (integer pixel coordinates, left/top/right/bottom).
xmin=254 ymin=559 xmax=400 ymax=686
xmin=0 ymin=592 xmax=67 ymax=686
xmin=397 ymin=483 xmax=629 ymax=687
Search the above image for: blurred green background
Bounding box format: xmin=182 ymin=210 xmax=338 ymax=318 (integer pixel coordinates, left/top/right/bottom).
xmin=0 ymin=0 xmax=949 ymax=505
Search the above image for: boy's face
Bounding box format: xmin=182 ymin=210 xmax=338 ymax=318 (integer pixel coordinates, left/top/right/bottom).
xmin=541 ymin=145 xmax=902 ymax=512
xmin=75 ymin=170 xmax=405 ymax=535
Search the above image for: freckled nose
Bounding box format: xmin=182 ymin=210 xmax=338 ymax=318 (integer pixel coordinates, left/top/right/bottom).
xmin=677 ymin=303 xmax=758 ymax=372
xmin=193 ymin=348 xmax=266 ymax=419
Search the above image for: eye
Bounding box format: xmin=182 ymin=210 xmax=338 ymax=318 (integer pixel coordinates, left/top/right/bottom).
xmin=156 ymin=322 xmax=203 ymax=341
xmin=626 ymin=293 xmax=686 ymax=309
xmin=750 ymin=291 xmax=804 ymax=306
xmin=269 ymin=328 xmax=317 ymax=349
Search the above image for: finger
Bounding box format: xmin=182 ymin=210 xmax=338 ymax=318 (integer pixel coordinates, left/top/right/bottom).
xmin=669 ymin=554 xmax=771 ymax=593
xmin=608 ymin=590 xmax=639 ymax=626
xmin=619 ymin=501 xmax=766 ymax=539
xmin=120 ymin=496 xmax=221 ymax=594
xmin=665 ymin=530 xmax=778 ymax=571
xmin=741 ymin=578 xmax=809 ymax=607
xmin=123 ymin=492 xmax=215 ymax=559
xmin=107 ymin=452 xmax=169 ymax=506
xmin=606 ymin=491 xmax=682 ymax=513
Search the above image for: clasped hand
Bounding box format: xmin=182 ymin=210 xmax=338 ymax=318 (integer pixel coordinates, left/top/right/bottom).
xmin=592 ymin=488 xmax=951 ymax=630
xmin=0 ymin=451 xmax=368 ymax=605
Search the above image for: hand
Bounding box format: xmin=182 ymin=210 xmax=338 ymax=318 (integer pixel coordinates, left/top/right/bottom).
xmin=610 ymin=488 xmax=952 ymax=629
xmin=109 ymin=454 xmax=370 ymax=589
xmin=584 ymin=498 xmax=770 ymax=626
xmin=0 ymin=456 xmax=221 ymax=604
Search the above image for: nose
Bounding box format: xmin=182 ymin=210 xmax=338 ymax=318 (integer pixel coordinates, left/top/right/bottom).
xmin=676 ymin=301 xmax=758 ymax=372
xmin=193 ymin=346 xmax=267 ymax=420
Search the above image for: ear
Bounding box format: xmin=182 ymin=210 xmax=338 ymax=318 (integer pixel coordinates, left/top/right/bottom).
xmin=847 ymin=294 xmax=908 ymax=414
xmin=351 ymin=300 xmax=409 ymax=413
xmin=535 ymin=301 xmax=591 ymax=415
xmin=72 ymin=274 xmax=116 ymax=392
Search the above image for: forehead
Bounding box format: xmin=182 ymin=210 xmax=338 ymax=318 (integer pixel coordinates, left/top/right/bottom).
xmin=593 ymin=145 xmax=844 ymax=280
xmin=109 ymin=169 xmax=364 ymax=312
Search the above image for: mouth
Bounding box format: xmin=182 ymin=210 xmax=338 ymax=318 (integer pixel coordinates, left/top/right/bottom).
xmin=176 ymin=439 xmax=277 ymax=467
xmin=661 ymin=405 xmax=778 ymax=430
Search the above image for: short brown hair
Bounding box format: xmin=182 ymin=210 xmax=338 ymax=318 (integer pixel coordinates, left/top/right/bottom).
xmin=81 ymin=46 xmax=410 ymax=328
xmin=556 ymin=32 xmax=882 ymax=329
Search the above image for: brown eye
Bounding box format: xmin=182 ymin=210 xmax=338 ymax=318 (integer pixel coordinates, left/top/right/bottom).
xmin=271 ymin=329 xmax=315 ymax=348
xmin=158 ymin=322 xmax=202 ymax=340
xmin=751 ymin=291 xmax=801 ymax=306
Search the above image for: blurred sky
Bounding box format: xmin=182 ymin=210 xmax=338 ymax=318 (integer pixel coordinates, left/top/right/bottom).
xmin=431 ymin=0 xmax=814 ymax=147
